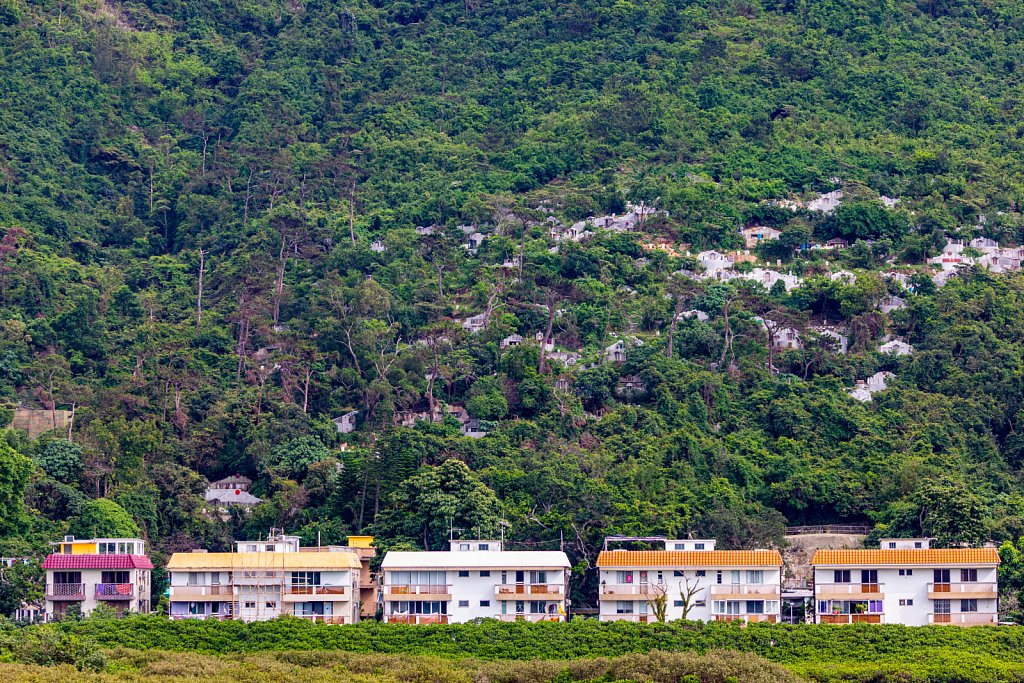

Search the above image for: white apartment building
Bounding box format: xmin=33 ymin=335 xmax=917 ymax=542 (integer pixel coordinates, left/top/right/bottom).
xmin=43 ymin=536 xmax=152 ymax=620
xmin=596 ymin=539 xmax=783 ymax=623
xmin=166 ymin=533 xmax=362 ymax=624
xmin=812 ymin=539 xmax=1000 ymax=626
xmin=380 ymin=540 xmax=571 ymax=624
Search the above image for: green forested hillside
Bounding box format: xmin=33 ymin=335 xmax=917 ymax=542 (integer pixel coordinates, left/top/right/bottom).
xmin=3 ymin=0 xmax=1024 ymax=614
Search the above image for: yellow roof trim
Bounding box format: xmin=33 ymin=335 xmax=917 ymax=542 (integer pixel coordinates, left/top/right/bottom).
xmin=596 ymin=550 xmax=782 ymax=568
xmin=167 ymin=552 xmax=361 ymax=570
xmin=812 ymin=548 xmax=1000 ymax=566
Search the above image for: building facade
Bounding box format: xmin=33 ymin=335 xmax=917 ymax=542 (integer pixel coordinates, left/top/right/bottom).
xmin=344 ymin=535 xmax=379 ymax=618
xmin=380 ymin=540 xmax=570 ymax=624
xmin=167 ymin=533 xmax=362 ymax=624
xmin=42 ymin=537 xmax=152 ymax=620
xmin=595 ymin=539 xmax=783 ymax=623
xmin=811 ymin=539 xmax=1000 ymax=626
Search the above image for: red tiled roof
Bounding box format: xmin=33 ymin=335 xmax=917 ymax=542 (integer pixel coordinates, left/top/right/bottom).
xmin=596 ymin=550 xmax=782 ymax=568
xmin=812 ymin=548 xmax=999 ymax=566
xmin=43 ymin=554 xmax=154 ymax=570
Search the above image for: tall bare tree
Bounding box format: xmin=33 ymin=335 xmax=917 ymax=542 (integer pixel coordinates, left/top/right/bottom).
xmin=195 ymin=248 xmax=206 ymax=332
xmin=677 ymin=577 xmax=703 ymax=620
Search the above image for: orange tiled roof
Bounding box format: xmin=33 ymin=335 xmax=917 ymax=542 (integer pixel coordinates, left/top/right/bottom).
xmin=595 ymin=550 xmax=782 ymax=568
xmin=812 ymin=548 xmax=999 ymax=566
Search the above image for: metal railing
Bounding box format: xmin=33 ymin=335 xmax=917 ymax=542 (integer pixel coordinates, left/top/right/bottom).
xmin=786 ymin=525 xmax=871 ymax=535
xmin=599 ymin=583 xmax=661 ymax=595
xmin=95 ymin=583 xmax=134 ymax=599
xmin=384 ymin=584 xmax=451 ymax=596
xmin=602 ymin=613 xmax=654 ymax=623
xmin=715 ymin=614 xmax=779 ymax=623
xmin=819 ymin=613 xmax=883 ymax=624
xmin=929 ymin=612 xmax=997 ymax=625
xmin=386 ymin=614 xmax=449 ymax=625
xmin=498 ymin=613 xmax=563 ymax=622
xmin=815 ymin=582 xmax=884 ymax=595
xmin=46 ymin=583 xmax=85 ymax=599
xmin=710 ymin=584 xmax=779 ymax=596
xmin=495 ymin=584 xmax=564 ymax=595
xmin=294 ymin=614 xmax=347 ymax=624
xmin=284 ymin=585 xmax=348 ymax=596
xmin=927 ymin=582 xmax=997 ymax=594
xmin=172 ymin=585 xmax=235 ymax=598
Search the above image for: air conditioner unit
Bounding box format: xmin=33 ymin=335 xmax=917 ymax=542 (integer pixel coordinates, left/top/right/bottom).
xmin=63 ymin=536 xmax=75 ymax=542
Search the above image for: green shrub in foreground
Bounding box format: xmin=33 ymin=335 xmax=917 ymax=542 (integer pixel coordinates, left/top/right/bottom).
xmin=0 ymin=648 xmax=803 ymax=683
xmin=40 ymin=616 xmax=1024 ymax=665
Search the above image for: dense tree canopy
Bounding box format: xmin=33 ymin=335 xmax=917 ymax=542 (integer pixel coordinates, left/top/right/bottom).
xmin=2 ymin=0 xmax=1024 ymax=618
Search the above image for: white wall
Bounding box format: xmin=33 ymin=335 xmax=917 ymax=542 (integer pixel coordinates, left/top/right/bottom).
xmin=169 ymin=568 xmax=357 ymax=623
xmin=813 ymin=566 xmax=998 ymax=626
xmin=597 ymin=567 xmax=782 ymax=622
xmin=46 ymin=567 xmax=149 ymax=620
xmin=382 ymin=567 xmax=568 ymax=623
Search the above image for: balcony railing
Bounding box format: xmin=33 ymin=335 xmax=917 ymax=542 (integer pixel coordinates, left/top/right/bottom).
xmin=171 ymin=585 xmax=235 ymax=599
xmin=233 ymin=574 xmax=285 ymax=585
xmin=715 ymin=614 xmax=779 ymax=623
xmin=927 ymin=582 xmax=997 ymax=596
xmin=603 ymin=613 xmax=655 ymax=623
xmin=815 ymin=583 xmax=884 ymax=595
xmin=599 ymin=583 xmax=661 ymax=596
xmin=383 ymin=584 xmax=451 ymax=598
xmin=710 ymin=584 xmax=780 ymax=597
xmin=294 ymin=614 xmax=347 ymax=625
xmin=95 ymin=583 xmax=135 ymax=600
xmin=386 ymin=614 xmax=449 ymax=625
xmin=46 ymin=583 xmax=85 ymax=600
xmin=284 ymin=585 xmax=348 ymax=596
xmin=498 ymin=613 xmax=564 ymax=622
xmin=928 ymin=612 xmax=997 ymax=626
xmin=819 ymin=613 xmax=883 ymax=624
xmin=495 ymin=584 xmax=564 ymax=596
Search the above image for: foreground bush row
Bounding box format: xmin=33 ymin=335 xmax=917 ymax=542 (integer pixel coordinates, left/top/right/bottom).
xmin=48 ymin=616 xmax=1024 ymax=660
xmin=1 ymin=649 xmax=803 ymax=683
xmin=5 ymin=618 xmax=1024 ymax=681
xmin=5 ymin=616 xmax=1017 ymax=681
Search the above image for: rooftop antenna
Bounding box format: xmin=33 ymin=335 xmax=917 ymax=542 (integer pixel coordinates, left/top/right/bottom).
xmin=449 ymin=519 xmax=464 ymax=543
xmin=499 ymin=519 xmax=510 ymax=548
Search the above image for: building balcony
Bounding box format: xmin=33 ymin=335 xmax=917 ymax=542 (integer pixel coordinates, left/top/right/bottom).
xmin=714 ymin=614 xmax=779 ymax=624
xmin=282 ymin=585 xmax=349 ymax=602
xmin=232 ymin=574 xmax=284 ymax=585
xmin=819 ymin=613 xmax=884 ymax=625
xmin=293 ymin=614 xmax=348 ymax=625
xmin=169 ymin=614 xmax=234 ymax=621
xmin=95 ymin=583 xmax=135 ymax=600
xmin=46 ymin=583 xmax=85 ymax=601
xmin=815 ymin=583 xmax=885 ymax=600
xmin=928 ymin=612 xmax=997 ymax=626
xmin=599 ymin=583 xmax=662 ymax=598
xmin=498 ymin=613 xmax=564 ymax=622
xmin=927 ymin=583 xmax=998 ymax=600
xmin=386 ymin=614 xmax=449 ymax=625
xmin=495 ymin=584 xmax=565 ymax=600
xmin=710 ymin=584 xmax=780 ymax=599
xmin=602 ymin=613 xmax=656 ymax=623
xmin=170 ymin=585 xmax=235 ymax=600
xmin=382 ymin=584 xmax=451 ymax=601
